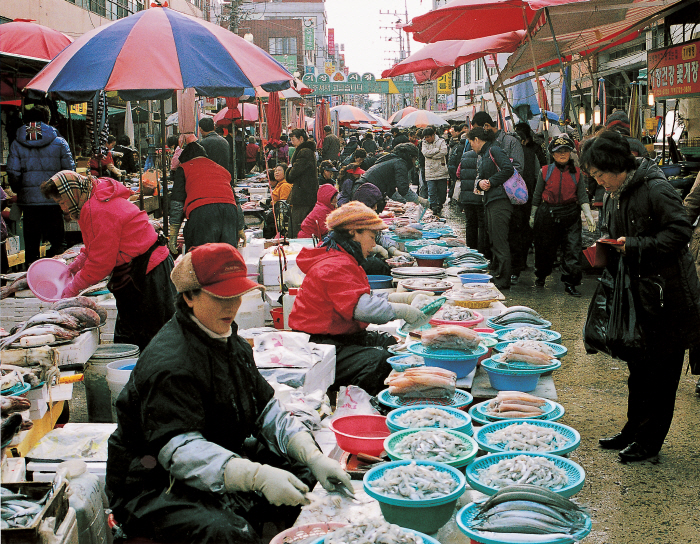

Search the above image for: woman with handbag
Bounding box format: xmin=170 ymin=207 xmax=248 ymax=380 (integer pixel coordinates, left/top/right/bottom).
xmin=529 ymin=134 xmax=596 ymax=296
xmin=581 ymin=130 xmax=700 ymax=462
xmin=467 ymin=127 xmax=514 ymax=290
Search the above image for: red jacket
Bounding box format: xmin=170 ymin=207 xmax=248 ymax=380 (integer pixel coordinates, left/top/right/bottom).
xmin=297 ymin=184 xmax=338 ymax=239
xmin=289 ymin=245 xmax=370 ymax=336
xmin=64 ymin=178 xmax=169 ymax=297
xmin=245 ymin=143 xmax=259 ymax=162
xmin=180 ymin=157 xmax=236 ymax=218
xmin=541 ymin=164 xmax=580 ymax=206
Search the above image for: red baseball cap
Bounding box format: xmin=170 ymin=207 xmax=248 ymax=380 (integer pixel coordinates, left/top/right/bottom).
xmin=346 ymin=166 xmax=365 ymax=175
xmin=171 ymin=243 xmax=263 ymax=298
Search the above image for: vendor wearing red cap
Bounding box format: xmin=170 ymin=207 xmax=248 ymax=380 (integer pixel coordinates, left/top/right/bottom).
xmin=107 ymin=243 xmax=352 ymax=544
xmin=41 ymin=171 xmax=175 ymax=351
xmin=289 ymin=202 xmax=432 ymax=395
xmin=336 ymin=164 xmax=365 ymax=206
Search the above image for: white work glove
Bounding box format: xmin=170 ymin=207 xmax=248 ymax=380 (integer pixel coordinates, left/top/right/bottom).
xmin=416 ymin=196 xmax=430 ymax=208
xmin=371 ymin=245 xmax=389 ymax=259
xmin=581 ymin=203 xmax=596 ymax=232
xmin=224 ymin=457 xmax=310 ymax=506
xmin=168 ymin=223 xmax=180 ymax=254
xmin=388 ymin=290 xmax=434 ymax=304
xmin=388 ymin=246 xmax=406 ymax=257
xmin=529 ymin=205 xmax=538 ymax=229
xmin=288 ymin=432 xmax=353 ymax=494
xmin=390 ymin=303 xmax=432 ymax=328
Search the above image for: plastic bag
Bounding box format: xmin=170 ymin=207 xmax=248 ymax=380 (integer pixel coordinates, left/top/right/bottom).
xmin=608 ymin=258 xmax=646 ymax=355
xmin=332 ymin=385 xmax=379 ymax=418
xmin=253 ymin=331 xmax=313 ymax=368
xmin=583 ymin=269 xmax=614 ymax=355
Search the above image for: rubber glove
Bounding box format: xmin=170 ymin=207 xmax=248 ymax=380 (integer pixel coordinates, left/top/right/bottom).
xmin=388 ymin=246 xmax=406 ymax=257
xmin=389 ymin=303 xmax=432 ymax=328
xmin=581 ymin=203 xmax=596 ymax=232
xmin=288 ymin=432 xmax=353 ymax=494
xmin=416 ymin=196 xmax=430 ymax=208
xmin=224 ymin=457 xmax=310 ymax=506
xmin=529 ymin=205 xmax=538 ymax=229
xmin=372 ymin=245 xmax=389 ymax=259
xmin=238 ymin=229 xmax=247 ymax=247
xmin=168 ymin=223 xmax=180 ymax=254
xmin=388 ymin=291 xmax=434 ymax=304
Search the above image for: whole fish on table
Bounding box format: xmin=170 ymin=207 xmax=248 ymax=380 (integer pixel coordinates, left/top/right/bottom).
xmin=10 ymin=311 xmax=81 ymax=334
xmin=0 ymin=324 xmax=80 ymax=350
xmin=0 ymin=276 xmax=28 ymax=300
xmin=51 ymin=296 xmax=107 ymax=324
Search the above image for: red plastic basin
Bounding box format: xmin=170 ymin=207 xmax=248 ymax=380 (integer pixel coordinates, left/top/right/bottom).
xmin=329 ymin=414 xmax=390 ymax=456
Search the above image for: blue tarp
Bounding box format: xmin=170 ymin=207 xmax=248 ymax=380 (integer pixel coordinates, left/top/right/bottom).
xmin=511 ymin=73 xmax=540 ymax=119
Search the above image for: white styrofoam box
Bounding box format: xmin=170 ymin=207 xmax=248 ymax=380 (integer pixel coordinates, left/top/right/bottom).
xmin=261 ymin=252 xmax=298 ymax=286
xmin=244 ymin=257 xmax=260 ymax=276
xmin=30 ymin=400 xmax=49 ymax=420
xmin=1 ymin=329 xmax=100 ymax=367
xmin=26 ymin=383 xmax=49 ymax=401
xmin=31 ymin=463 xmax=108 ymax=491
xmin=248 ymin=187 xmax=269 ymax=196
xmin=1 ymin=457 xmax=26 ymax=483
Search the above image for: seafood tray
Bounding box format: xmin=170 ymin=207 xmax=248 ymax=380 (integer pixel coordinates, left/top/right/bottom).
xmin=391 ymin=267 xmax=446 ymax=279
xmin=496 ymin=327 xmax=562 ymax=344
xmin=400 ymin=279 xmax=454 ymax=292
xmin=493 ymin=341 xmax=568 ymax=358
xmin=475 ymin=420 xmax=581 ymax=456
xmin=473 ymin=398 xmax=558 ymax=421
xmin=309 ymin=526 xmax=441 ymax=544
xmin=384 ymin=428 xmax=478 ymax=467
xmin=486 ymin=317 xmax=552 ymax=330
xmin=386 ymin=405 xmax=473 ymax=435
xmin=469 ymin=400 xmax=565 ymax=426
xmin=270 ymin=522 xmax=348 ymax=544
xmin=456 ymin=501 xmax=592 ymax=544
xmin=465 ymin=452 xmax=585 ymax=498
xmin=486 ymin=354 xmax=562 ymax=374
xmin=376 ymin=388 xmax=473 ymax=409
xmin=2 ymin=482 xmax=69 ymax=544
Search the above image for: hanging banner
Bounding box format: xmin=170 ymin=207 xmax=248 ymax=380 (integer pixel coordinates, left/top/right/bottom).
xmin=328 ymin=28 xmax=335 ymax=56
xmin=648 ymin=38 xmax=700 ymax=99
xmin=437 ymin=72 xmax=452 ymax=95
xmin=303 ymin=18 xmax=315 ymax=51
xmin=301 ymin=72 xmax=413 ymax=96
xmin=70 ymin=103 xmax=88 ymax=115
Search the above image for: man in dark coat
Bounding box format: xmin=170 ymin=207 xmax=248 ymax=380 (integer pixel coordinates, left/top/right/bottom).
xmin=114 ymin=135 xmax=138 ymax=174
xmin=390 ymin=127 xmax=409 ymax=147
xmin=321 ymin=125 xmax=341 ymax=162
xmin=7 ymin=105 xmax=75 ymax=263
xmin=286 ymin=129 xmax=318 ymax=238
xmin=361 ymin=133 xmax=378 ymax=154
xmin=198 ymin=117 xmax=231 ymax=172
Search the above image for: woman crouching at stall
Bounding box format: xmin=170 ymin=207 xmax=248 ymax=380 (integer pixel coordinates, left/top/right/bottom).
xmin=41 ymin=171 xmax=175 ymax=351
xmin=106 ymin=244 xmax=352 ymax=544
xmin=289 ymin=202 xmax=432 ymax=395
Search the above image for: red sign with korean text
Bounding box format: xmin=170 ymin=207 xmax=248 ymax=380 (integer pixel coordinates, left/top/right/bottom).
xmin=328 ymin=28 xmax=335 ymax=56
xmin=648 ymin=39 xmax=700 ymax=99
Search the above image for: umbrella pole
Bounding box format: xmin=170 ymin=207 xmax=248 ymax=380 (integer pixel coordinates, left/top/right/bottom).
xmin=543 ymin=7 xmax=581 ymax=141
xmin=67 ymin=106 xmax=76 ymax=159
xmin=137 ymin=103 xmax=144 ymax=211
xmin=160 ymin=99 xmax=169 ymax=235
xmin=488 ymin=55 xmax=515 ymax=127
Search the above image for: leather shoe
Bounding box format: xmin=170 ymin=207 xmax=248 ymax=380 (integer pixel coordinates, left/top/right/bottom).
xmin=599 ymin=433 xmax=632 ymax=450
xmin=619 ymin=442 xmax=659 ymax=462
xmin=565 ymin=285 xmax=582 ymax=297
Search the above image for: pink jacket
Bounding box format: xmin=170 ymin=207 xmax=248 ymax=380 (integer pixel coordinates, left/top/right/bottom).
xmin=297 ymin=184 xmax=338 ymax=239
xmin=64 ymin=178 xmax=169 ymax=297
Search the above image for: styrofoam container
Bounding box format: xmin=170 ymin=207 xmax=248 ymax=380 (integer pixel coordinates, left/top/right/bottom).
xmin=235 ymin=291 xmax=266 ymax=330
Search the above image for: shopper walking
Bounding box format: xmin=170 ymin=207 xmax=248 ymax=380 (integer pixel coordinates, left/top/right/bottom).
xmin=421 ymin=127 xmax=450 ymax=217
xmin=286 ymin=129 xmax=318 ymax=238
xmin=321 ymin=125 xmax=341 ymax=162
xmin=459 ymin=140 xmax=490 ymax=258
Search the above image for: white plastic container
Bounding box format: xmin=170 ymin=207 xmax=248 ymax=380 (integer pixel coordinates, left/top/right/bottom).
xmin=85 ymin=344 xmax=139 ymax=423
xmin=235 ymin=291 xmax=265 ymax=330
xmin=105 ymin=359 xmax=137 ymax=423
xmin=55 ymin=460 xmax=109 ymax=544
xmin=282 ymin=288 xmax=298 ymax=330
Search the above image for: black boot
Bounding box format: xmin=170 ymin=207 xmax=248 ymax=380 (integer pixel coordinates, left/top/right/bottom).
xmin=565 ymin=284 xmax=581 ymax=297
xmin=599 ymin=433 xmax=632 ymax=450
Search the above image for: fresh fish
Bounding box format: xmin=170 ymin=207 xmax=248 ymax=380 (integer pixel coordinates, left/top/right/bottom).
xmin=472 ymin=516 xmax=576 ymax=535
xmin=326 ymin=519 xmax=423 ymax=544
xmin=485 ymin=422 xmax=569 ymax=452
xmin=0 ymin=396 xmax=31 ymax=415
xmin=502 ymin=327 xmax=552 ymax=341
xmin=1 ymin=414 xmax=23 ymax=448
xmin=394 ymin=407 xmax=464 ymax=429
xmin=10 ymin=311 xmax=81 ymax=334
xmin=499 ymin=306 xmax=542 ymax=318
xmin=368 ymin=462 xmax=458 ymax=500
xmin=51 ymin=297 xmax=107 ymax=324
xmin=475 ymin=500 xmax=573 ymax=524
xmin=0 ymin=276 xmax=28 ymax=300
xmin=475 ymin=454 xmax=569 ymax=490
xmin=394 ymin=429 xmax=471 ymax=462
xmin=0 ymin=325 xmax=81 ymax=350
xmin=479 ymin=484 xmax=584 ymax=513
xmin=59 ymin=307 xmax=101 ymax=329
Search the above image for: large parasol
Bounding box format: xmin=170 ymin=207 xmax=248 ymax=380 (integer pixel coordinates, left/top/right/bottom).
xmin=395 ymin=109 xmax=450 ymax=128
xmin=387 ymin=107 xmax=418 ymax=125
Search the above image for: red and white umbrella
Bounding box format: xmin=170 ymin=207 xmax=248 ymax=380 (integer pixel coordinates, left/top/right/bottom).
xmin=213 ymin=103 xmax=259 ymax=126
xmin=330 ymin=104 xmax=377 ymax=127
xmin=395 ymin=109 xmax=449 ymax=128
xmin=366 ymin=112 xmax=392 ymax=130
xmin=387 ymin=107 xmax=418 ymax=124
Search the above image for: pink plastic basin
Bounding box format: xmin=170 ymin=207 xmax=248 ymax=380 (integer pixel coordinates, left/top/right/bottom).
xmin=27 ymin=259 xmax=73 ymax=302
xmin=329 ymin=414 xmax=390 ymax=456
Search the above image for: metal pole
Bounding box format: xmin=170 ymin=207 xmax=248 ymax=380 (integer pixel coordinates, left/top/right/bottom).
xmin=662 ymin=100 xmax=666 ymax=165
xmin=522 ymin=7 xmax=548 ymax=152
xmin=490 ymin=54 xmax=515 ymax=126
xmin=544 ymin=7 xmax=581 ymax=141
xmin=160 ymin=99 xmax=169 ymax=235
xmin=67 ymin=105 xmax=76 ymax=158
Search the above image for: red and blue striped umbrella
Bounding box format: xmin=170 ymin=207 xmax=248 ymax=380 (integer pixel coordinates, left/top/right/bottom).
xmin=26 ymin=6 xmax=292 ymax=101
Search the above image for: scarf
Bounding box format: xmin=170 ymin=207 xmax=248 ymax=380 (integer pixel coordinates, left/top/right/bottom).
xmin=51 ymin=171 xmax=97 ymax=220
xmin=609 ymin=170 xmax=636 ymax=202
xmin=320 ymin=230 xmax=365 ymax=266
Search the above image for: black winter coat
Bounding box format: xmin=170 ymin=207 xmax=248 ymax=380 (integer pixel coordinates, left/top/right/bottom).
xmin=459 ymin=144 xmax=481 ymax=205
xmin=362 ymin=139 xmax=378 ymax=153
xmin=600 ymin=158 xmax=700 ymax=351
xmin=286 ymin=139 xmax=318 ymax=208
xmin=476 ymin=141 xmax=514 ymax=206
xmin=199 ymin=133 xmax=231 ymax=172
xmin=357 ymin=154 xmax=412 ymax=200
xmin=448 ymin=138 xmax=466 ymax=179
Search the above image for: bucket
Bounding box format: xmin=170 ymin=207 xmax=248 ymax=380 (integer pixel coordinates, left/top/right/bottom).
xmin=235 ymin=291 xmax=265 ymax=330
xmin=270 ymin=307 xmax=284 ymax=330
xmin=27 ymin=258 xmax=73 ymax=302
xmin=106 ymin=358 xmax=138 ymax=423
xmin=84 ymin=344 xmax=139 ymax=423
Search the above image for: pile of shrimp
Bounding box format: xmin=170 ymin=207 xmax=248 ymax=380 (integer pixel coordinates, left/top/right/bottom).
xmin=393 ymin=430 xmax=471 ymax=462
xmin=485 ymin=422 xmax=569 ymax=452
xmin=476 ymin=454 xmax=569 ymax=490
xmin=394 ymin=407 xmax=464 ymax=429
xmin=369 ymin=462 xmax=458 ymax=500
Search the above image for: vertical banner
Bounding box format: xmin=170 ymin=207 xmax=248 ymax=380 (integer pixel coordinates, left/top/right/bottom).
xmin=328 ymin=28 xmax=335 ymax=57
xmin=303 ymin=18 xmax=315 ymax=51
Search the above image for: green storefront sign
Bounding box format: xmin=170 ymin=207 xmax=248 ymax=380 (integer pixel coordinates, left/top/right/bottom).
xmin=273 ymin=55 xmax=298 ymax=74
xmin=301 ymin=72 xmax=413 ymax=96
xmin=304 ymin=27 xmax=314 ymax=51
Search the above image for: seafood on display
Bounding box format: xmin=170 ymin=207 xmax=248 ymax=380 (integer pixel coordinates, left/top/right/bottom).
xmin=487 ymin=392 xmax=547 ymax=418
xmin=441 ymin=238 xmax=466 ymax=247
xmin=486 ymin=422 xmax=569 ymax=452
xmin=2 ymin=396 xmax=33 ymax=453
xmin=414 ymin=245 xmax=448 ymax=255
xmin=469 ymin=484 xmax=588 ymax=539
xmin=476 ymin=455 xmax=569 ymax=490
xmin=325 ymin=519 xmax=424 ymax=544
xmin=447 ymin=285 xmax=499 ymax=302
xmin=0 ymin=275 xmax=29 ymax=300
xmin=394 ymin=407 xmax=465 ymax=429
xmin=501 ymin=327 xmax=553 ymax=342
xmin=394 ymin=430 xmax=471 ymax=462
xmin=385 ymin=367 xmax=456 ymax=399
xmin=394 ymin=226 xmax=423 ymax=239
xmin=433 ymin=305 xmax=476 ymax=322
xmin=422 ymin=325 xmax=481 ymax=350
xmin=400 ymin=279 xmax=453 ymax=291
xmin=503 ymin=344 xmax=554 ymax=366
xmin=51 ymin=296 xmax=107 ymax=323
xmin=491 ymin=307 xmax=549 ymax=327
xmin=368 ymin=461 xmax=458 ymax=500
xmin=508 ymin=341 xmax=555 ymax=357
xmin=0 ymin=487 xmax=45 ymax=529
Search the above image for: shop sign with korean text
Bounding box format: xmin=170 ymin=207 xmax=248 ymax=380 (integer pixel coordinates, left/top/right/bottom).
xmin=437 ymin=72 xmax=453 ymax=95
xmin=648 ymin=38 xmax=700 ymax=99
